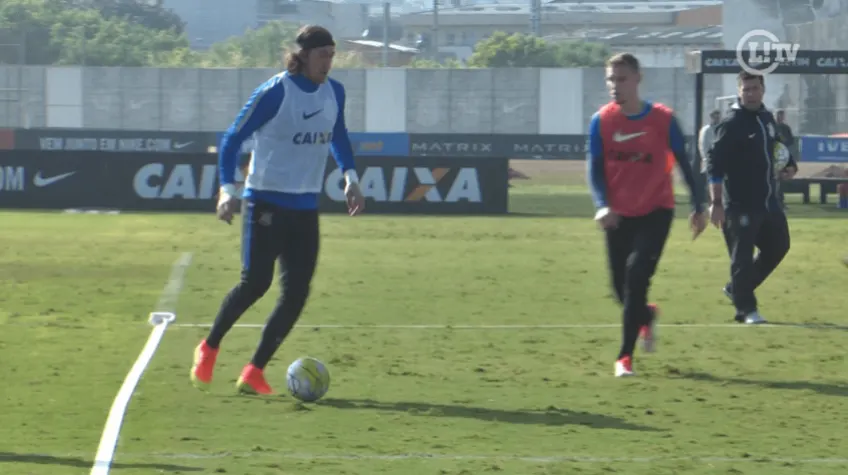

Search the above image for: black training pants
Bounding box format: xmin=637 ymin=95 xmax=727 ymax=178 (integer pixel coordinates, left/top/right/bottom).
xmin=605 ymin=208 xmax=674 ymax=358
xmin=206 ymin=200 xmax=320 ymax=368
xmin=722 ymin=209 xmax=790 ymax=316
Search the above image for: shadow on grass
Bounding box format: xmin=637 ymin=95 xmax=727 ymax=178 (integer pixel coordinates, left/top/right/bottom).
xmin=0 ymin=452 xmax=202 ymax=472
xmin=668 ymin=371 xmax=848 ymax=397
xmin=766 ymin=321 xmax=848 ymax=332
xmin=508 ymin=186 xmax=847 ymax=219
xmin=317 ymin=398 xmax=663 ymax=432
xmin=509 ymin=189 xmax=702 ymax=219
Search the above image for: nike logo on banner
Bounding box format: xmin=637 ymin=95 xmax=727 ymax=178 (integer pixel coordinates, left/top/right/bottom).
xmin=303 ymin=110 xmax=323 ymax=120
xmin=612 ymin=132 xmax=646 ymax=142
xmin=34 ymin=171 xmax=76 ymax=187
xmin=173 ymin=141 xmax=193 ymax=149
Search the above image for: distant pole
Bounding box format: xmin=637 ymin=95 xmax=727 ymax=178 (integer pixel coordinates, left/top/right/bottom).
xmin=382 ymin=2 xmax=390 ymax=67
xmin=530 ymin=0 xmax=541 ymax=36
xmin=432 ymin=0 xmax=439 ymax=60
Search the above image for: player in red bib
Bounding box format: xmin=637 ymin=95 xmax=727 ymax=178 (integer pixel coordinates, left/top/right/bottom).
xmin=587 ymin=53 xmax=707 ymax=377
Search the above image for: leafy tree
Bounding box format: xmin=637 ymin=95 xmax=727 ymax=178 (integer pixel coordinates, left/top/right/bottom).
xmin=198 ymin=21 xmax=298 ymax=68
xmin=52 ymin=10 xmax=189 ymax=66
xmin=554 ymin=40 xmax=610 ymax=68
xmin=0 ymin=0 xmax=188 ymax=65
xmin=64 ymin=0 xmax=184 ymax=34
xmin=0 ymin=0 xmax=65 ymax=64
xmin=468 ymin=32 xmax=610 ymax=68
xmin=407 ymin=57 xmax=465 ymax=68
xmin=331 ymin=51 xmax=369 ymax=69
xmin=468 ymin=32 xmax=557 ymax=68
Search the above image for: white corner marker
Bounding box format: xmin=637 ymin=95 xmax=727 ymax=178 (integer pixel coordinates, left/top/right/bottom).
xmin=91 ymin=252 xmax=193 ymax=475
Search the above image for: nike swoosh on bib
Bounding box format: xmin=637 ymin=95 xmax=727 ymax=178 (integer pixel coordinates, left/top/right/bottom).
xmin=612 ymin=131 xmax=646 ymax=142
xmin=303 ymin=110 xmax=323 ymax=120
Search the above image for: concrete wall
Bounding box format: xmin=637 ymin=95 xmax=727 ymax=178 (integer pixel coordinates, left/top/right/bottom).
xmin=0 ymin=65 xmax=722 ymax=135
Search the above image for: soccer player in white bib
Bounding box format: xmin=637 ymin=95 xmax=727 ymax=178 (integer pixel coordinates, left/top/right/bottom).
xmin=190 ymin=25 xmax=365 ymax=396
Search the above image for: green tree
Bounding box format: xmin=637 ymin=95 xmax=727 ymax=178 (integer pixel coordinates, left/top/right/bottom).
xmin=0 ymin=0 xmax=65 ymax=64
xmin=63 ymin=0 xmax=184 ymax=34
xmin=407 ymin=57 xmax=466 ymax=68
xmin=468 ymin=32 xmax=610 ymax=68
xmin=332 ymin=51 xmax=369 ymax=69
xmin=0 ymin=0 xmax=189 ymax=66
xmin=52 ymin=10 xmax=189 ymax=66
xmin=199 ymin=21 xmax=299 ymax=68
xmin=554 ymin=40 xmax=610 ymax=68
xmin=468 ymin=32 xmax=556 ymax=68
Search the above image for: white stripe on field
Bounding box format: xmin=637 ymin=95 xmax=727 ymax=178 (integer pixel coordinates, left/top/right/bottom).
xmin=173 ymin=322 xmax=848 ymax=330
xmin=95 ymin=451 xmax=848 ymax=465
xmin=90 ymin=252 xmax=192 ymax=475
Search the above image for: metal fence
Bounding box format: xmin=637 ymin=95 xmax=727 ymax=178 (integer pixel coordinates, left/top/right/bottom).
xmin=0 ymin=65 xmax=725 ymax=135
xmin=2 ymin=63 xmax=847 ymax=136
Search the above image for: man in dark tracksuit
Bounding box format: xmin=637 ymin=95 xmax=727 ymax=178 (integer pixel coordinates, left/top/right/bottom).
xmin=706 ymin=71 xmax=798 ymax=325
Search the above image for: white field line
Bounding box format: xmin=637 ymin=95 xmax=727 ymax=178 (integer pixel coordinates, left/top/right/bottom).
xmin=173 ymin=322 xmax=848 ymax=330
xmin=91 ymin=451 xmax=848 ymax=465
xmin=90 ymin=252 xmax=192 ymax=475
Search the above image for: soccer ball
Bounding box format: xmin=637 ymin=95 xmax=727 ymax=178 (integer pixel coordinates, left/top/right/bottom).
xmin=773 ymin=142 xmax=791 ymax=173
xmin=286 ymin=357 xmax=331 ymax=403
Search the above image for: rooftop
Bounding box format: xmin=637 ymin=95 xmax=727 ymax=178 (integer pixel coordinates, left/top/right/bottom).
xmin=541 ymin=25 xmax=721 ymax=46
xmin=398 ymin=0 xmax=720 ymax=15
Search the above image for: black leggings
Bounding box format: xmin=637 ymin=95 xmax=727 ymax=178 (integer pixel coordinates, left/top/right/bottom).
xmin=605 ymin=208 xmax=674 ymax=359
xmin=206 ymin=199 xmax=320 ymax=369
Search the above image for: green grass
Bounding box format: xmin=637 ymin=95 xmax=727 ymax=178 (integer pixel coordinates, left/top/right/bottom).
xmin=1 ymin=184 xmax=846 ymax=475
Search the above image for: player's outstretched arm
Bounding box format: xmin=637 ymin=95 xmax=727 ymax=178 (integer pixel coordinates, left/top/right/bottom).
xmin=669 ymin=116 xmax=704 ymax=211
xmin=328 ymin=79 xmax=364 ymax=216
xmin=586 ymin=112 xmax=618 ymax=229
xmin=669 ymin=115 xmax=706 ymax=238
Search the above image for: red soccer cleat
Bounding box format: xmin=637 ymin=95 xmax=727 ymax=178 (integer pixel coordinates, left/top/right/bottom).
xmin=615 ymin=355 xmax=634 ymax=377
xmin=640 ymin=303 xmax=660 ymax=353
xmin=236 ymin=364 xmax=274 ymax=395
xmin=191 ymin=340 xmax=219 ymax=390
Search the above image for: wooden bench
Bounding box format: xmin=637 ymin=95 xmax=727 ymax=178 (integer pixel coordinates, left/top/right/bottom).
xmin=781 ymin=178 xmax=845 ymax=204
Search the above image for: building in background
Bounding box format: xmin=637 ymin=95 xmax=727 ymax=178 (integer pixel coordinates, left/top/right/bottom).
xmin=160 ymin=0 xmax=369 ymax=49
xmin=343 ymin=40 xmax=419 ymax=66
xmin=544 ymin=25 xmax=721 ymax=68
xmin=397 ymin=0 xmax=721 ymax=62
xmin=723 ymin=0 xmax=848 ymax=134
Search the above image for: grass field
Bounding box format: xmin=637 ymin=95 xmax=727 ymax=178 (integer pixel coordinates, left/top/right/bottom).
xmin=1 ymin=161 xmax=847 ymax=475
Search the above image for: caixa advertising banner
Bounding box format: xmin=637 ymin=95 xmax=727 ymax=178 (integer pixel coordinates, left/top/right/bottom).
xmin=0 ymin=151 xmax=508 ymax=215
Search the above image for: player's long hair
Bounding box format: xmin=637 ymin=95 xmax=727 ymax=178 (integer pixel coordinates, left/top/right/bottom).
xmin=285 ymin=25 xmax=334 ymax=74
xmin=285 ymin=50 xmax=305 ymax=75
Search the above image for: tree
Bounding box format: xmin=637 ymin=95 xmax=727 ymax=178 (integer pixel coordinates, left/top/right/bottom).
xmin=468 ymin=32 xmax=610 ymax=68
xmin=0 ymin=0 xmax=189 ymax=65
xmin=65 ymin=0 xmax=185 ymax=34
xmin=198 ymin=21 xmax=299 ymax=68
xmin=554 ymin=40 xmax=610 ymax=68
xmin=332 ymin=51 xmax=369 ymax=69
xmin=51 ymin=9 xmax=190 ymax=66
xmin=0 ymin=0 xmax=65 ymax=64
xmin=407 ymin=57 xmax=465 ymax=68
